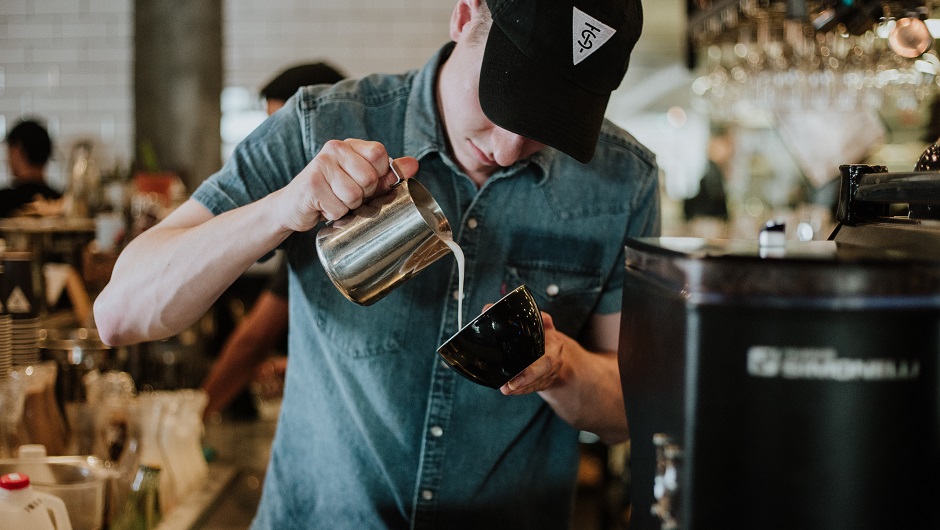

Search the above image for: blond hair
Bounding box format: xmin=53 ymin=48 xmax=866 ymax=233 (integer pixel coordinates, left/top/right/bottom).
xmin=468 ymin=0 xmax=492 ymax=45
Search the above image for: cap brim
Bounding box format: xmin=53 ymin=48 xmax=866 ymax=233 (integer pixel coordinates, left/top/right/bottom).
xmin=479 ymin=23 xmax=610 ymax=164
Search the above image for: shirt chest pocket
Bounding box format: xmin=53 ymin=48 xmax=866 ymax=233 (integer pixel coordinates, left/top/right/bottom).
xmin=504 ymin=263 xmax=603 ymax=339
xmin=312 ymin=278 xmax=412 ymax=359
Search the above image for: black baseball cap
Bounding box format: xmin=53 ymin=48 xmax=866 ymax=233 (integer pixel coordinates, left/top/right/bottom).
xmin=479 ymin=0 xmax=643 ymax=163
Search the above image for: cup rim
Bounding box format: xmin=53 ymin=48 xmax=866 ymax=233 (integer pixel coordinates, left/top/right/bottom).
xmin=440 ymin=284 xmax=539 ymax=345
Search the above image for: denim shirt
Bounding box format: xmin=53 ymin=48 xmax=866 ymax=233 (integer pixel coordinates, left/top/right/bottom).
xmin=192 ymin=44 xmax=660 ymax=530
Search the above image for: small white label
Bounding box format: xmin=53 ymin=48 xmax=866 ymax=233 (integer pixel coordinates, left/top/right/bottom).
xmin=747 ymin=345 xmax=920 ymax=382
xmin=572 ymin=7 xmax=616 ymax=66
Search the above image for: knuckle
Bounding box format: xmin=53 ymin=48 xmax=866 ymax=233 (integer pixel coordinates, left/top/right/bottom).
xmin=360 ymin=141 xmax=386 ymax=164
xmin=321 ymin=139 xmax=344 ymax=153
xmin=344 ymin=184 xmax=364 ymax=205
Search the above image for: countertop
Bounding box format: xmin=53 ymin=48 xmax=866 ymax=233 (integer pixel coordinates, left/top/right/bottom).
xmin=182 ymin=417 xmax=277 ymax=529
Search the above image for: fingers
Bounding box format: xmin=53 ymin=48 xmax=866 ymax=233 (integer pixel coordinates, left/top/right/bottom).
xmin=500 ymin=356 xmax=555 ymax=395
xmin=541 ymin=311 xmax=555 ymax=330
xmin=371 ymin=155 xmax=419 ymax=196
xmin=293 ymin=141 xmax=421 ymax=227
xmin=500 ymin=312 xmax=560 ymax=395
xmin=317 ymin=139 xmax=386 ymax=213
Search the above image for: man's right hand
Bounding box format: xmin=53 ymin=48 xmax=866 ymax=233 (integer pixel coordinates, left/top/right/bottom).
xmin=274 ymin=139 xmax=419 ymax=233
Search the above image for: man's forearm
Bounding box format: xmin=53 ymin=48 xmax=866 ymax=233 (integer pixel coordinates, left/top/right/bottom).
xmin=539 ymin=348 xmax=628 ymax=445
xmin=94 ymin=197 xmax=291 ymax=345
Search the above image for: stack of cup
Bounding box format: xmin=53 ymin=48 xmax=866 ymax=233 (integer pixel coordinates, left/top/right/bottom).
xmin=1 ymin=253 xmax=40 ymax=367
xmin=10 ymin=319 xmax=40 ymax=367
xmin=0 ymin=316 xmax=11 ymax=378
xmin=0 ymin=256 xmax=16 ymax=377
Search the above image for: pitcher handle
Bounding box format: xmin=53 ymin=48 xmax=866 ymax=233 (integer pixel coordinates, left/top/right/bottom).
xmin=323 ymin=157 xmax=405 ymax=228
xmin=388 ymin=156 xmax=405 ymax=188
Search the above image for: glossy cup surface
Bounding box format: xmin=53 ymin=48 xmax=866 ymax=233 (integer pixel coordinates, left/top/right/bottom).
xmin=437 ymin=284 xmax=544 ymax=388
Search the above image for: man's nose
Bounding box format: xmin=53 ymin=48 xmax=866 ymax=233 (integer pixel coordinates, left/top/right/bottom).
xmin=492 ymin=129 xmax=542 ymax=167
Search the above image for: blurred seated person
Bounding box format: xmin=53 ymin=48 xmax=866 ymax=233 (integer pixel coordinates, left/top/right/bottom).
xmin=201 ymin=62 xmax=346 ymax=419
xmin=1 ymin=118 xmax=61 ymax=217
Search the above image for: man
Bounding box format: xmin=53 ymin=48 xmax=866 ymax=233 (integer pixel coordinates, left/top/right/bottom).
xmin=260 ymin=62 xmax=346 ymax=115
xmin=1 ymin=118 xmax=61 ymax=217
xmin=201 ymin=62 xmax=346 ymax=419
xmin=95 ymin=0 xmax=659 ymax=527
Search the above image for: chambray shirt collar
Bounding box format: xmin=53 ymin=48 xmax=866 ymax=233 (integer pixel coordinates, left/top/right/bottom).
xmin=403 ymin=43 xmax=555 ymax=185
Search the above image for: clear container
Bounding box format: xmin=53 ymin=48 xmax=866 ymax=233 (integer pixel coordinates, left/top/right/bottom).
xmin=0 ymin=457 xmax=110 ymax=530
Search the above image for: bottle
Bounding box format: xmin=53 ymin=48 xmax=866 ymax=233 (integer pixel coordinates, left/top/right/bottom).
xmin=111 ymin=395 xmax=165 ymax=530
xmin=64 ymin=140 xmax=101 ymax=218
xmin=0 ymin=472 xmax=73 ymax=530
xmin=110 ymin=464 xmax=162 ymax=530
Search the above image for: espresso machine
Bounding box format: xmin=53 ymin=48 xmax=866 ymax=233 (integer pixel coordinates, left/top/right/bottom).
xmin=618 ymin=163 xmax=940 ymax=529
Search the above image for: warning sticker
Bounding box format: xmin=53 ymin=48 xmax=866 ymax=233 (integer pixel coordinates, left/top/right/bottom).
xmin=7 ymin=286 xmax=32 ymax=314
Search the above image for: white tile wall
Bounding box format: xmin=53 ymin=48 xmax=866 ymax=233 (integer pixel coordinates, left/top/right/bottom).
xmin=0 ymin=0 xmax=454 ymax=189
xmin=223 ymin=0 xmax=453 ymax=91
xmin=0 ymin=0 xmax=132 ymax=189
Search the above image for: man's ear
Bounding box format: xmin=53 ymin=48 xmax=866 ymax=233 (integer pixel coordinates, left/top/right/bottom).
xmin=449 ymin=0 xmax=483 ymax=42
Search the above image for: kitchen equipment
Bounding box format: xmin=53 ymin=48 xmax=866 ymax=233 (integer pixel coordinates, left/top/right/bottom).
xmin=64 ymin=140 xmax=101 ymax=219
xmin=38 ymin=328 xmax=113 ymax=457
xmin=618 ymin=236 xmax=939 ymax=530
xmin=2 ymin=252 xmax=41 ymax=366
xmin=110 ymin=463 xmax=162 ymax=530
xmin=0 ymin=472 xmax=73 ymax=530
xmin=39 ymin=327 xmax=112 ymax=409
xmin=0 ymin=455 xmax=111 ymax=530
xmin=11 ymin=363 xmax=69 ymax=456
xmin=0 ymin=309 xmax=11 ymax=380
xmin=437 ymin=285 xmax=544 ymax=388
xmin=0 ymin=459 xmax=107 ymax=530
xmin=618 ymin=161 xmax=940 ymax=529
xmin=132 ymin=392 xmax=176 ymax=515
xmin=315 ymin=158 xmax=453 ymax=305
xmin=0 ymin=377 xmax=27 ymax=459
xmin=86 ymin=371 xmax=136 ymax=463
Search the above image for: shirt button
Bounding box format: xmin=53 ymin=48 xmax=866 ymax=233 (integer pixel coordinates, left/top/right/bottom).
xmin=546 ymin=284 xmax=560 ymax=297
xmin=467 ymin=218 xmax=479 ymax=229
xmin=453 ymin=290 xmax=462 ymax=300
xmin=430 ymin=425 xmax=443 ymax=438
xmin=421 ymin=489 xmax=434 ymax=501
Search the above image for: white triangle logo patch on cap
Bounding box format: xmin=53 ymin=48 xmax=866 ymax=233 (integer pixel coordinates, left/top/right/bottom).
xmin=572 ymin=6 xmax=616 ymax=66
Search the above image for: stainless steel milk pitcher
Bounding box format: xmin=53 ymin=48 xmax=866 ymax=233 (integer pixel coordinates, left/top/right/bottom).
xmin=315 ymin=159 xmax=453 ymax=305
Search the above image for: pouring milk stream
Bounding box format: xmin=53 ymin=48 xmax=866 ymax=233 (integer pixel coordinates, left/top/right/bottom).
xmin=389 ymin=158 xmax=465 ymax=329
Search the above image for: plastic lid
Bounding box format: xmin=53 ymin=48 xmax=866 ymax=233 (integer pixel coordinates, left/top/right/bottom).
xmin=0 ymin=473 xmax=30 ymax=490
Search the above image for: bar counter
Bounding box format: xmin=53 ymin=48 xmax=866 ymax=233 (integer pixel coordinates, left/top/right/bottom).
xmin=171 ymin=417 xmax=276 ymax=529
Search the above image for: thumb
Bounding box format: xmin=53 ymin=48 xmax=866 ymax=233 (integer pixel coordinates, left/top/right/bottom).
xmin=379 ymin=156 xmax=419 ymax=192
xmin=540 ymin=311 xmax=555 ymax=331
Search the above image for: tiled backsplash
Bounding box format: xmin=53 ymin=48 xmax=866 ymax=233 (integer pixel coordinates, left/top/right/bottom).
xmin=0 ymin=0 xmax=452 ymax=190
xmin=0 ymin=0 xmax=132 ymax=190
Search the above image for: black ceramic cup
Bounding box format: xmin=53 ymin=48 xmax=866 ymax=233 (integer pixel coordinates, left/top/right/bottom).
xmin=436 ymin=284 xmax=545 ymax=388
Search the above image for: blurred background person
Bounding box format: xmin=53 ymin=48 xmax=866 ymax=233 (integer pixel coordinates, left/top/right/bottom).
xmin=201 ymin=61 xmax=346 ymax=420
xmin=1 ymin=117 xmax=62 ymax=217
xmin=684 ymin=126 xmax=732 ymax=238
